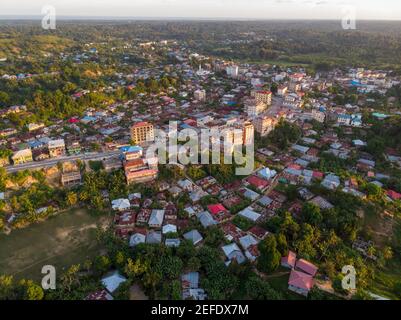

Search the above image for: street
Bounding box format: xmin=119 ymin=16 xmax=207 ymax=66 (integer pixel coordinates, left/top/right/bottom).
xmin=5 ymin=150 xmax=122 ymax=174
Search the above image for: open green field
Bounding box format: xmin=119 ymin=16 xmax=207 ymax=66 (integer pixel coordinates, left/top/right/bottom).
xmin=0 ymin=209 xmax=111 ymax=282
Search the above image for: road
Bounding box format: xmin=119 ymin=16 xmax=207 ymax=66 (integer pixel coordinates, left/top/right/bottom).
xmin=5 ymin=150 xmax=122 ymax=174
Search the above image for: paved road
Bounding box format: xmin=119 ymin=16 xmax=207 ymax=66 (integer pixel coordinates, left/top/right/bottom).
xmin=5 ymin=150 xmax=121 ymax=173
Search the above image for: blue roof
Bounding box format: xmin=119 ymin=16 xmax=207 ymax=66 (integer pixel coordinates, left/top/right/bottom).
xmin=119 ymin=145 xmax=143 ymax=153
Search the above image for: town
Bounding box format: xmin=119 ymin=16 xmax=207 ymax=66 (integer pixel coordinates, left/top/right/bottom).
xmin=0 ymin=20 xmax=400 ymax=302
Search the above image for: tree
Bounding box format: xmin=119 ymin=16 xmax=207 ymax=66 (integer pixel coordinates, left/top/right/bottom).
xmin=65 ymin=191 xmax=78 ymax=206
xmin=382 ymin=246 xmax=393 ymax=261
xmin=124 ymin=258 xmax=148 ymax=279
xmin=60 ymin=264 xmax=80 ymax=292
xmin=294 ymin=223 xmax=319 ymax=260
xmin=244 ymin=276 xmax=282 ymax=300
xmin=0 ymin=275 xmax=14 ymax=299
xmin=187 ymin=257 xmax=201 ymax=272
xmin=93 ymin=255 xmax=111 ymax=274
xmin=276 ymin=233 xmax=288 ymax=256
xmin=19 ymin=279 xmax=44 ymax=300
xmin=257 ymin=235 xmax=281 ymax=273
xmin=301 ymin=203 xmax=322 ymax=226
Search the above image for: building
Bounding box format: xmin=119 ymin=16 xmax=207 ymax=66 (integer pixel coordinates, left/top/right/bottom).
xmin=277 ymin=85 xmax=288 ymax=96
xmin=288 ymin=270 xmax=314 ymax=297
xmin=66 ymin=141 xmax=81 ymax=155
xmin=148 ymin=209 xmax=165 ymax=228
xmin=253 ymin=116 xmax=277 ymax=137
xmin=124 ymin=158 xmax=158 ymax=185
xmin=130 ymin=122 xmax=154 ymax=145
xmin=312 ymin=109 xmax=326 ymax=123
xmin=61 ymin=171 xmax=82 ymax=186
xmin=242 ymin=122 xmax=254 ymax=145
xmin=289 ymin=82 xmax=301 ymax=92
xmin=11 ymin=148 xmax=33 ymax=165
xmin=48 ymin=139 xmax=66 ymax=158
xmin=245 ymin=99 xmax=267 ymax=117
xmin=226 ymin=65 xmax=239 ymax=78
xmin=194 ymin=89 xmax=206 ymax=102
xmin=251 ymin=90 xmax=272 ymax=105
xmin=27 ymin=122 xmax=45 ymax=132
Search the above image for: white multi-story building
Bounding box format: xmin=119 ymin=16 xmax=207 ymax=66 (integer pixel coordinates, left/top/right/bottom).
xmin=253 ymin=116 xmax=278 ymax=137
xmin=194 ymin=89 xmax=206 ymax=102
xmin=251 ymin=90 xmax=272 ymax=105
xmin=226 ymin=65 xmax=239 ymax=78
xmin=312 ymin=109 xmax=326 ymax=123
xmin=245 ymin=99 xmax=267 ymax=117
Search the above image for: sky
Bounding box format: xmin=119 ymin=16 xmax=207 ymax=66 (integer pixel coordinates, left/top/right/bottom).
xmin=0 ymin=0 xmax=400 ymax=20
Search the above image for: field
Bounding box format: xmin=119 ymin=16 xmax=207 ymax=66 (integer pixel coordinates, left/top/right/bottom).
xmin=0 ymin=209 xmax=112 ymax=281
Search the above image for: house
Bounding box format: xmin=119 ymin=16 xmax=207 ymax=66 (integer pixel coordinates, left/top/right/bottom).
xmin=288 ymin=270 xmax=314 ymax=297
xmin=239 ymin=234 xmax=258 ymax=251
xmin=148 ymin=209 xmax=165 ymax=228
xmin=291 ymin=144 xmax=309 ymax=154
xmin=257 ymin=167 xmax=276 ymax=180
xmin=197 ymin=211 xmax=217 ymax=228
xmin=245 ymin=175 xmax=270 ymax=191
xmin=182 ymin=272 xmax=207 ymax=300
xmin=183 ymin=230 xmax=203 ymax=245
xmin=296 ymin=259 xmax=318 ymax=276
xmin=11 ymin=148 xmax=33 ymax=164
xmin=111 ymin=199 xmax=131 ymax=211
xmin=281 ymin=251 xmax=297 ymax=269
xmin=222 ymin=243 xmax=246 ymax=265
xmin=146 ymin=231 xmax=162 ymax=244
xmin=48 ymin=139 xmax=66 ymax=158
xmin=239 ymin=187 xmax=260 ymax=201
xmin=321 ymin=174 xmax=340 ymax=190
xmin=101 ymin=271 xmax=127 ymax=293
xmin=165 ymin=238 xmax=181 ymax=247
xmin=309 ymin=196 xmax=334 ymax=210
xmin=178 ymin=179 xmax=195 ymax=191
xmin=207 ymin=203 xmax=230 ymax=222
xmin=129 ymin=233 xmax=146 ymax=247
xmin=238 ymin=207 xmax=261 ymax=222
xmin=248 ymin=226 xmax=269 ymax=240
xmin=387 ymin=190 xmax=401 ymax=201
xmin=162 ymin=223 xmax=177 ymax=234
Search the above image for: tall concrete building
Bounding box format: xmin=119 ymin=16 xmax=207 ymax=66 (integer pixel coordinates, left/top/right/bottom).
xmin=251 ymin=90 xmax=272 ymax=105
xmin=254 ymin=116 xmax=278 ymax=137
xmin=130 ymin=122 xmax=155 ymax=145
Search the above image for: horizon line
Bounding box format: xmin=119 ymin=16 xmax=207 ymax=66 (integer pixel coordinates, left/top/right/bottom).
xmin=0 ymin=15 xmax=401 ymax=22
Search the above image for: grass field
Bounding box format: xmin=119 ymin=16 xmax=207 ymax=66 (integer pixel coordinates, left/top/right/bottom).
xmin=0 ymin=209 xmax=111 ymax=281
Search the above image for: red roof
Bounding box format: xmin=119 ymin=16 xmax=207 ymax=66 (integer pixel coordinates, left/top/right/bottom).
xmin=387 ymin=190 xmax=401 ymax=200
xmin=68 ymin=117 xmax=79 ymax=123
xmin=256 ymin=90 xmax=272 ymax=95
xmin=281 ymin=250 xmax=296 ymax=268
xmin=288 ymin=164 xmax=302 ymax=170
xmin=207 ymin=203 xmax=227 ymax=215
xmin=249 ymin=226 xmax=268 ymax=239
xmin=296 ymin=259 xmax=318 ymax=276
xmin=312 ymin=171 xmax=324 ymax=179
xmin=288 ymin=270 xmax=314 ymax=291
xmin=133 ymin=121 xmax=152 ymax=128
xmin=246 ymin=175 xmax=269 ymax=189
